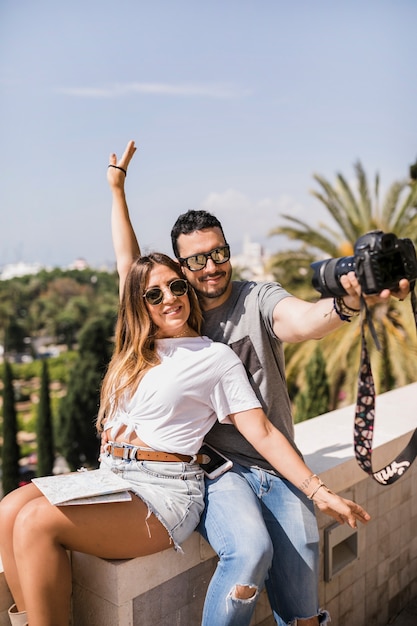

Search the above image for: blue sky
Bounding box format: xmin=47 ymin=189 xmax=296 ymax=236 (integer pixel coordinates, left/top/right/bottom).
xmin=1 ymin=0 xmax=416 ymax=269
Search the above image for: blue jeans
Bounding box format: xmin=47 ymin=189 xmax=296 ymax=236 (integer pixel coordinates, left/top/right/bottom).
xmin=197 ymin=462 xmax=321 ymax=626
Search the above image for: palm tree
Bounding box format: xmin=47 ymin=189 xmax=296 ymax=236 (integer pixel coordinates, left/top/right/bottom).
xmin=269 ymin=161 xmax=417 ymax=407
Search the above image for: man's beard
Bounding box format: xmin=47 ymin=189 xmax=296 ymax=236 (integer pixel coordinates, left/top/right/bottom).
xmin=196 ymin=282 xmax=229 ymax=299
xmin=192 ymin=267 xmax=232 ymax=299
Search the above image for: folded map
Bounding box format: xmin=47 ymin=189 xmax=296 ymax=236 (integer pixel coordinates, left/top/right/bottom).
xmin=32 ymin=469 xmax=132 ymax=505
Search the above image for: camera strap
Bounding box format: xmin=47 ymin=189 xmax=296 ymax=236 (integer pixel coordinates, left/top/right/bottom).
xmin=354 ymin=285 xmax=417 ymax=485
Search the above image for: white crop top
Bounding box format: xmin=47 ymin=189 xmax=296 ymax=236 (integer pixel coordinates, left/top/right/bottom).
xmin=104 ymin=336 xmax=261 ymax=454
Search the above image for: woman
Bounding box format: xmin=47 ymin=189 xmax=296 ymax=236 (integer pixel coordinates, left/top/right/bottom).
xmin=0 ymin=253 xmax=370 ymax=626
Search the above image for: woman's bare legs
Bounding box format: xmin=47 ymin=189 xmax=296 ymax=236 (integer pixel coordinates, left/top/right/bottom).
xmin=0 ymin=484 xmax=42 ymax=610
xmin=0 ymin=484 xmax=172 ymax=626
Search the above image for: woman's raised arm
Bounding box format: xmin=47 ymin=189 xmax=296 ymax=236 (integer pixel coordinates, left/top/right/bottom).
xmin=107 ymin=140 xmax=140 ymax=299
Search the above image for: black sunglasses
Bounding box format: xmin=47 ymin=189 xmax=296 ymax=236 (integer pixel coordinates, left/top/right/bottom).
xmin=143 ymin=278 xmax=189 ymax=306
xmin=178 ymin=245 xmax=231 ymax=272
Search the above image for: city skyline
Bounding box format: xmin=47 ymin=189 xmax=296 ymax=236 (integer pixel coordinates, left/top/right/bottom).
xmin=1 ymin=1 xmax=416 ymax=268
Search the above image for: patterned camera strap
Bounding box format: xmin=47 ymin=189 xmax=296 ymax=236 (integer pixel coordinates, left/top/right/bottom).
xmin=354 ymin=285 xmax=417 ymax=485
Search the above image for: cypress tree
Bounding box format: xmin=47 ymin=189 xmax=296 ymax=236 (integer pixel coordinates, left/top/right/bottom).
xmin=36 ymin=359 xmax=55 ymax=477
xmin=1 ymin=360 xmax=20 ymax=495
xmin=294 ymin=345 xmax=330 ymax=423
xmin=58 ymin=317 xmax=113 ymax=470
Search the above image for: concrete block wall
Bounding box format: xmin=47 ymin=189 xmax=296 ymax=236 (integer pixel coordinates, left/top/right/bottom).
xmin=1 ymin=383 xmax=416 ymax=625
xmin=316 ymin=462 xmax=417 ymax=625
xmin=71 ymin=533 xmax=275 ymax=626
xmin=298 ymin=382 xmax=417 ymax=626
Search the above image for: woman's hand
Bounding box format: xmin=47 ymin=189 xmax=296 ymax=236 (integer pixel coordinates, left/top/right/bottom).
xmin=312 ymin=486 xmax=371 ymax=528
xmin=107 ymin=140 xmax=137 ymax=191
xmin=98 ymin=428 xmax=110 ymax=461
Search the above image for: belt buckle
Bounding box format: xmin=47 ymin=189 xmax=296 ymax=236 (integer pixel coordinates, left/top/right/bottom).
xmin=112 ymin=441 xmax=132 ymax=460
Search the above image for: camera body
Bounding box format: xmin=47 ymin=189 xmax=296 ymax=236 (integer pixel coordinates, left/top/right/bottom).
xmin=311 ymin=230 xmax=417 ymax=298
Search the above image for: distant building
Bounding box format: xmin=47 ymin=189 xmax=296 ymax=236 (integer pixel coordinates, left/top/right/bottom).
xmin=0 ymin=261 xmax=44 ymax=280
xmin=231 ymin=235 xmax=274 ymax=281
xmin=68 ymin=258 xmax=89 ymax=271
xmin=0 ymin=258 xmax=93 ymax=280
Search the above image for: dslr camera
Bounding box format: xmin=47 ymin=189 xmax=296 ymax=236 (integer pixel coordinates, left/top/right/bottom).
xmin=311 ymin=230 xmax=417 ymax=298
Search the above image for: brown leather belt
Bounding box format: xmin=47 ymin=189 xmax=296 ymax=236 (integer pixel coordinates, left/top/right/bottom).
xmin=106 ymin=442 xmax=204 ymax=464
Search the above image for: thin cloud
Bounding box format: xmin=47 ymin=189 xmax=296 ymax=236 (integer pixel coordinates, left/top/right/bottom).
xmin=199 ymin=188 xmax=306 ymax=250
xmin=200 ymin=189 xmax=304 ymax=222
xmin=55 ymin=82 xmax=250 ymax=99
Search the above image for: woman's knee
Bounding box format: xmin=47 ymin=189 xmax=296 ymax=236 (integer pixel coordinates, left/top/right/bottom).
xmin=0 ymin=489 xmax=27 ymax=537
xmin=13 ymin=497 xmax=56 ymax=556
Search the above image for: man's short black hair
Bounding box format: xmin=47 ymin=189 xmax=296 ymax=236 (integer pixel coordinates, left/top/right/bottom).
xmin=171 ymin=210 xmax=226 ymax=258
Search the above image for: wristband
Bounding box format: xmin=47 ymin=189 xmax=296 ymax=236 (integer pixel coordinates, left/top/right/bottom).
xmin=108 ymin=164 xmax=127 ymax=176
xmin=307 ymin=478 xmax=325 ymax=500
xmin=333 ymin=297 xmax=360 ymax=322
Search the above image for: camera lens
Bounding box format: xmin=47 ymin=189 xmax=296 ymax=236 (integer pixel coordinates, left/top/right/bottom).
xmin=311 ymin=256 xmax=355 ymax=298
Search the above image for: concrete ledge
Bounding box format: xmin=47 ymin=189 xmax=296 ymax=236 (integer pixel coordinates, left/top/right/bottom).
xmin=71 ymin=533 xmax=216 ymax=625
xmin=71 ymin=532 xmax=274 ymax=626
xmin=73 ymin=533 xmax=214 ymax=605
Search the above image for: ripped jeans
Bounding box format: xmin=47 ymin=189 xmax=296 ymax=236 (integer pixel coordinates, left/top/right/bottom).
xmin=197 ymin=462 xmax=323 ymax=626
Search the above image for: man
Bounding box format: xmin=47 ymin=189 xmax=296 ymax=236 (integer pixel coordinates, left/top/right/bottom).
xmin=107 ymin=141 xmax=409 ymax=626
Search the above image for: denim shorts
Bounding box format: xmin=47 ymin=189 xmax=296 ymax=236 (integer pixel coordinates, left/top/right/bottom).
xmin=100 ymin=453 xmax=205 ymax=551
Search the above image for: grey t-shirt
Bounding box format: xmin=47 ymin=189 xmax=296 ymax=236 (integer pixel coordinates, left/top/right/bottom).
xmin=202 ymin=280 xmax=302 ymax=472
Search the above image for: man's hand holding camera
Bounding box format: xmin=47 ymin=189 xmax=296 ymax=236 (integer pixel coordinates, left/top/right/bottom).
xmin=339 ymin=272 xmax=411 ymax=310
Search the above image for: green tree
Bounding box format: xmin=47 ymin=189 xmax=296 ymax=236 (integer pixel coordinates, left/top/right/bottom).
xmin=0 ymin=269 xmax=119 ymax=361
xmin=58 ymin=317 xmax=114 ymax=470
xmin=293 ymin=345 xmax=330 ymax=422
xmin=0 ymin=279 xmax=32 ymax=359
xmin=270 ymin=162 xmax=417 ymax=404
xmin=266 ymin=249 xmax=316 ymax=298
xmin=1 ymin=361 xmax=20 ymax=495
xmin=4 ymin=318 xmax=27 ymax=355
xmin=36 ymin=359 xmax=55 ymax=477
